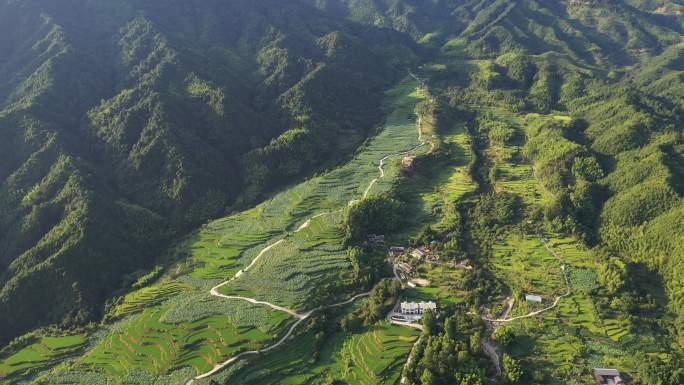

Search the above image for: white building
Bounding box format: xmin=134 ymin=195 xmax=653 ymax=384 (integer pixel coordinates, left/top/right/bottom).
xmin=400 ymin=301 xmax=437 ymax=315
xmin=525 ymin=294 xmax=543 ymax=303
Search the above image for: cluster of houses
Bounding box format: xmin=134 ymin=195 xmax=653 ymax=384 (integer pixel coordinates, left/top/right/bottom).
xmin=404 ymin=245 xmax=440 ymax=264
xmin=390 ymin=245 xmax=448 ymax=287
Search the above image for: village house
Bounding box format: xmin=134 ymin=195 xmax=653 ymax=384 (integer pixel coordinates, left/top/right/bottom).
xmin=364 ymin=234 xmax=385 ymax=247
xmin=426 ymin=253 xmax=440 ymax=264
xmin=411 ymin=247 xmax=427 ymax=260
xmin=593 ymin=368 xmax=625 ymax=385
xmin=525 ymin=294 xmax=543 ymax=304
xmin=455 ymin=260 xmax=473 ymax=270
xmin=398 ymin=262 xmax=414 ymax=275
xmin=400 ymin=301 xmax=437 ymax=315
xmin=388 ymin=246 xmax=406 ymax=257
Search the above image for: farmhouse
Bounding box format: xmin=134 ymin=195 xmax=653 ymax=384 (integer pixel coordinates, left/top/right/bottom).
xmin=398 ymin=262 xmax=414 ymax=274
xmin=525 ymin=294 xmax=543 ymax=303
xmin=411 ymin=247 xmax=427 ymax=260
xmin=388 ymin=246 xmax=406 ymax=257
xmin=593 ymin=368 xmax=625 ymax=385
xmin=400 ymin=301 xmax=437 ymax=315
xmin=365 ymin=234 xmax=385 ymax=247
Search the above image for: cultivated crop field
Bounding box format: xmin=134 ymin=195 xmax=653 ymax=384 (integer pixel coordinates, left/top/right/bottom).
xmin=491 ymin=234 xmax=566 ymax=299
xmin=397 ymin=122 xmax=476 ymax=235
xmin=404 ymin=263 xmax=469 ymax=306
xmin=215 ymin=320 xmax=419 ymax=385
xmin=483 ymin=108 xmax=542 ymax=206
xmin=82 ymin=304 xmax=292 ymax=377
xmin=0 ymin=336 xmax=86 ymax=381
xmin=218 ymin=78 xmax=429 ymax=309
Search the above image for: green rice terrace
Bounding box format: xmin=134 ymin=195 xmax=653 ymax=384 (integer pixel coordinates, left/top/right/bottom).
xmin=217 ymin=319 xmax=419 ymax=385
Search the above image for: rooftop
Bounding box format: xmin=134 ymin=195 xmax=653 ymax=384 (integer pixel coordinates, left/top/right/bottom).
xmin=593 ymin=368 xmax=624 ymax=385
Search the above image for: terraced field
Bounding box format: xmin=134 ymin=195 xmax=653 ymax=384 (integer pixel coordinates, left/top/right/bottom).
xmin=394 ymin=120 xmax=476 ymax=241
xmin=481 ymin=108 xmax=641 ymax=383
xmin=15 ymin=77 xmax=428 ymax=384
xmin=491 ymin=235 xmax=567 ymax=300
xmin=216 ymin=321 xmax=419 ymax=385
xmin=218 ymin=78 xmax=429 ymax=309
xmin=0 ymin=336 xmax=86 ymax=380
xmin=403 ymin=263 xmax=469 ymax=307
xmin=484 ymin=109 xmax=542 ymax=206
xmin=114 ymin=281 xmax=192 ymax=318
xmin=82 ymin=304 xmax=292 ymax=377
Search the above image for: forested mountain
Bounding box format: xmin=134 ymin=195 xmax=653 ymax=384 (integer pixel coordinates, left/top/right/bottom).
xmin=313 ymin=0 xmax=684 ymax=345
xmin=0 ymin=0 xmax=417 ymax=345
xmin=1 ymin=1 xmax=684 ymax=384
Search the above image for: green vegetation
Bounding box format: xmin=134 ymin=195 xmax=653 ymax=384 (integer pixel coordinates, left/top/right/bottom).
xmin=3 ymin=1 xmax=684 ymax=385
xmin=218 ymin=318 xmax=419 ymax=385
xmin=215 ymin=78 xmax=428 ymax=310
xmin=82 ymin=305 xmax=291 ymax=376
xmin=0 ymin=335 xmax=85 ymax=380
xmin=0 ymin=76 xmax=429 ymax=384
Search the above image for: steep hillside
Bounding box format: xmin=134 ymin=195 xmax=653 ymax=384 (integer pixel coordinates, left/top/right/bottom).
xmin=0 ymin=0 xmax=417 ymax=345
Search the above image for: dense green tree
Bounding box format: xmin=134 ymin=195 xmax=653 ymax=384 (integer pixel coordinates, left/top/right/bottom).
xmin=422 ymin=310 xmax=438 ymax=336
xmin=420 ymin=369 xmax=436 ymax=385
xmin=344 ymin=194 xmax=405 ymax=243
xmin=503 ymin=354 xmax=523 ymax=383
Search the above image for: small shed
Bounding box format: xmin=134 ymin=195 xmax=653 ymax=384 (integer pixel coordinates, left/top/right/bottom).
xmin=410 ymin=278 xmax=430 ymax=287
xmin=593 ymin=368 xmax=625 ymax=385
xmin=525 ymin=294 xmax=543 ymax=304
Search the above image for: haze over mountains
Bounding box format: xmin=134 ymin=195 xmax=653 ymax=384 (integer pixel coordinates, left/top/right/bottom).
xmin=1 ymin=0 xmax=684 ymax=384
